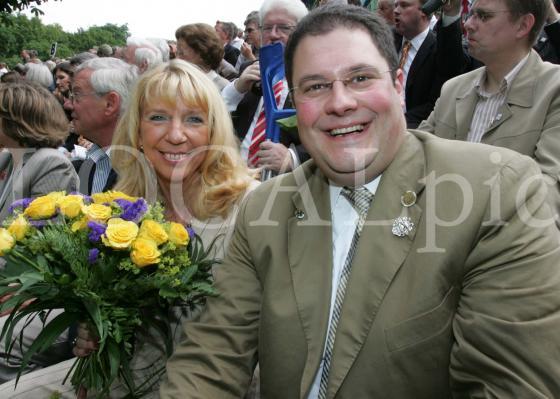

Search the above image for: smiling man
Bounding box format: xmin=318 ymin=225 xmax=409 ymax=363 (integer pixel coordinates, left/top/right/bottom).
xmin=161 ymin=5 xmax=560 ymax=399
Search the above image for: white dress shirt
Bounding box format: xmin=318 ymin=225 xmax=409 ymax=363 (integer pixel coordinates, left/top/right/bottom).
xmin=306 ymin=177 xmax=381 ymax=399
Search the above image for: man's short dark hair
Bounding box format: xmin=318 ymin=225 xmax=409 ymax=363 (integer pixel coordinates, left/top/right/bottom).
xmin=503 ymin=0 xmax=547 ymax=45
xmin=245 ymin=11 xmax=260 ymax=26
xmin=285 ymin=4 xmax=398 ymax=89
xmin=217 ymin=21 xmax=235 ymax=40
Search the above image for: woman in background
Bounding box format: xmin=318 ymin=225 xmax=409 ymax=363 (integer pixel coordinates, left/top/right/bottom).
xmin=52 ymin=62 xmax=73 ymax=105
xmin=175 ymin=23 xmax=231 ymax=91
xmin=0 ymin=81 xmax=78 ymax=221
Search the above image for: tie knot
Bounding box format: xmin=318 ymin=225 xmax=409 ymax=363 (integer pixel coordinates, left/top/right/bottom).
xmin=341 ymin=186 xmax=373 ymax=216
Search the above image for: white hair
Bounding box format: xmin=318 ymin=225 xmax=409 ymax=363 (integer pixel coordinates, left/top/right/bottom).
xmin=260 ymin=0 xmax=309 ymax=25
xmin=75 ymin=57 xmax=139 ymax=115
xmin=147 ymin=37 xmax=170 ymax=62
xmin=24 ymin=63 xmax=54 ymax=88
xmin=126 ymin=37 xmax=163 ymax=70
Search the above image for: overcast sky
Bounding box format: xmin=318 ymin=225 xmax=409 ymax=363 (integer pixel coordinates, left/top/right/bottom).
xmin=24 ymin=0 xmax=264 ymax=40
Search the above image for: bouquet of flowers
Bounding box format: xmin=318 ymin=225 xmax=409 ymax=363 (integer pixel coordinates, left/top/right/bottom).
xmin=0 ymin=191 xmax=216 ymax=397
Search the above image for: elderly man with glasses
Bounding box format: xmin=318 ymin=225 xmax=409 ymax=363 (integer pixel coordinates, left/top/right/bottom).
xmin=221 ymin=0 xmax=309 ymax=175
xmin=65 ymin=57 xmax=138 ymax=195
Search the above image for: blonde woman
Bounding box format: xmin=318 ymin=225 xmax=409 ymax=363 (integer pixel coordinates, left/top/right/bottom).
xmin=0 ymin=60 xmax=257 ymax=398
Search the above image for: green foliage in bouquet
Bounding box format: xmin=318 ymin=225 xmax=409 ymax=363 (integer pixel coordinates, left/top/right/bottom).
xmin=0 ymin=191 xmax=217 ymax=398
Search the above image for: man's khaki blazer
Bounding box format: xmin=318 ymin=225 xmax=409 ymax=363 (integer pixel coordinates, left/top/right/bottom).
xmin=420 ymin=50 xmax=560 ymax=225
xmin=162 ymin=131 xmax=560 ymax=399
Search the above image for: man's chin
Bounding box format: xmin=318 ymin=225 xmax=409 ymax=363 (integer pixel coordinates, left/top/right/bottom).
xmin=321 ymin=165 xmax=377 ymax=187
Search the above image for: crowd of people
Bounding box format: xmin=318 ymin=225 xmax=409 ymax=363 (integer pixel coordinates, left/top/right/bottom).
xmin=0 ymin=0 xmax=560 ymax=397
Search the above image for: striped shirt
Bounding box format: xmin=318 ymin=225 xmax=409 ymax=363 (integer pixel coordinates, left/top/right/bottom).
xmin=466 ymin=53 xmax=530 ymax=143
xmin=87 ymin=144 xmax=111 ymax=194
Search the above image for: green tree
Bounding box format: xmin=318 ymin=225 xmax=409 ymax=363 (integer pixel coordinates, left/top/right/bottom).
xmin=0 ymin=13 xmax=129 ymax=67
xmin=0 ymin=0 xmax=61 ymax=17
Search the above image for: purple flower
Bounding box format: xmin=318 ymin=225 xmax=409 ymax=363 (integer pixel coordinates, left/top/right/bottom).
xmin=9 ymin=198 xmax=33 ymax=214
xmin=69 ymin=192 xmax=93 ymax=204
xmin=88 ymin=248 xmax=100 ymax=264
xmin=28 ymin=216 xmax=59 ymax=228
xmin=87 ymin=221 xmax=107 ymax=243
xmin=118 ymin=198 xmax=148 ymax=223
xmin=187 ymin=226 xmax=195 ymax=240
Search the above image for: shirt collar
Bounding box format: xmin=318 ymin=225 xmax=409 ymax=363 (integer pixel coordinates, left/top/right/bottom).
xmin=475 ymin=51 xmax=531 ymax=95
xmin=87 ymin=143 xmax=110 ymax=161
xmin=404 ymin=26 xmax=430 ymax=52
xmin=329 ymin=175 xmax=381 ymax=209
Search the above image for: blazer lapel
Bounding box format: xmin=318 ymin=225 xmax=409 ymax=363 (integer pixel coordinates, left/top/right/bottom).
xmin=454 ymin=75 xmax=481 ymax=140
xmin=406 ymin=31 xmax=435 ymax=92
xmin=484 ymin=51 xmax=537 ymax=139
xmin=327 ymin=133 xmax=426 ymax=398
xmin=287 ymin=163 xmax=334 ymax=398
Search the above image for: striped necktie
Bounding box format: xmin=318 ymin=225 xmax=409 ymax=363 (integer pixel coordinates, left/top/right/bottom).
xmin=318 ymin=186 xmax=374 ymax=399
xmin=398 ymin=40 xmax=411 ymax=71
xmin=247 ymin=80 xmax=284 ymax=167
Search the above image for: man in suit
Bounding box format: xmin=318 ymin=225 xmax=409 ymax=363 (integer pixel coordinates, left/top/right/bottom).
xmin=215 ymin=21 xmax=241 ymax=67
xmin=394 ymin=0 xmax=468 ymax=127
xmin=221 ymin=0 xmax=309 ymax=174
xmin=161 ymin=5 xmax=560 ymax=399
xmin=419 ymin=0 xmax=560 ymax=227
xmin=65 ymin=57 xmax=138 ymax=195
xmin=534 ymin=0 xmax=560 ymax=63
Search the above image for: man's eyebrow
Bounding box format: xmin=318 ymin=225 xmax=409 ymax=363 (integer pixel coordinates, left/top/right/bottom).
xmin=296 ymin=64 xmax=380 ymax=83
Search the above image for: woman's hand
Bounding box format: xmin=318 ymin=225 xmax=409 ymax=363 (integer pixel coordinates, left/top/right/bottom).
xmin=73 ymin=322 xmax=99 ymax=358
xmin=0 ymin=284 xmax=34 ymax=316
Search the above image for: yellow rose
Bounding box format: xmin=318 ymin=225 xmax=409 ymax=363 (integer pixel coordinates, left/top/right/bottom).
xmin=92 ymin=191 xmax=136 ymax=204
xmin=101 ymin=218 xmax=139 ymax=249
xmin=138 ymin=220 xmax=168 ymax=245
xmin=0 ymin=228 xmax=15 ymax=255
xmin=57 ymin=195 xmax=84 ymax=218
xmin=71 ymin=216 xmax=88 ymax=232
xmin=82 ymin=204 xmax=112 ymax=221
xmin=130 ymin=237 xmax=161 ymax=267
xmin=168 ymin=222 xmax=189 ymax=246
xmin=23 ymin=195 xmax=57 ymax=219
xmin=45 ymin=191 xmax=65 ymax=201
xmin=8 ymin=214 xmax=29 ymax=240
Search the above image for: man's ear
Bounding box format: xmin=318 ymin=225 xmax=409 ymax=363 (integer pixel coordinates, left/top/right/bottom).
xmin=104 ymin=91 xmax=121 ymax=117
xmin=516 ymin=13 xmax=535 ymax=41
xmin=394 ymin=68 xmax=405 ymax=107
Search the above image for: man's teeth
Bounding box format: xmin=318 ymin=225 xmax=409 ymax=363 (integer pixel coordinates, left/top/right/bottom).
xmin=163 ymin=153 xmax=189 ymax=161
xmin=330 ymin=125 xmax=364 ymax=136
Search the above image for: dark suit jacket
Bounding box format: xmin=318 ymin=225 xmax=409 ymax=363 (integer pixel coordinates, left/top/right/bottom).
xmin=534 ymin=21 xmax=560 ymax=64
xmin=224 ymin=44 xmax=240 ymax=69
xmin=72 ymin=158 xmax=117 ymax=195
xmin=395 ymin=19 xmax=468 ymax=128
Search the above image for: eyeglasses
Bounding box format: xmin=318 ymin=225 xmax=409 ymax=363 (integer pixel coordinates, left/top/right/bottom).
xmin=68 ymin=91 xmax=100 ymax=103
xmin=290 ymin=67 xmax=393 ymax=103
xmin=260 ymin=24 xmax=296 ymax=35
xmin=466 ymin=8 xmax=510 ymax=23
xmin=244 ymin=27 xmax=256 ymax=34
